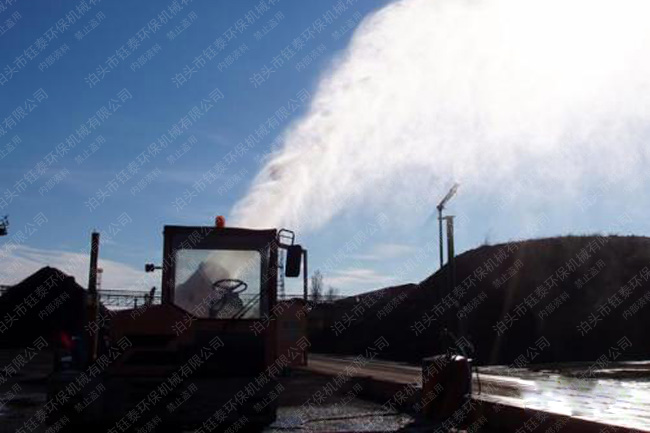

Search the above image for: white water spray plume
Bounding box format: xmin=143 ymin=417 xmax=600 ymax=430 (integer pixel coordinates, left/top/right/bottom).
xmin=232 ymin=0 xmax=650 ymax=232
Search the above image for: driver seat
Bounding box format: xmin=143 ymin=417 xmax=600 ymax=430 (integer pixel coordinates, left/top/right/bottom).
xmin=209 ymin=289 xmax=244 ymax=319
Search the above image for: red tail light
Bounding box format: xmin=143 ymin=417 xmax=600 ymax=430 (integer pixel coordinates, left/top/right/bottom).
xmin=60 ymin=331 xmax=73 ymax=351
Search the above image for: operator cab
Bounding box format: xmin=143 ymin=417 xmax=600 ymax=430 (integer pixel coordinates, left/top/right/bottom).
xmin=160 ymin=223 xmax=303 ymax=321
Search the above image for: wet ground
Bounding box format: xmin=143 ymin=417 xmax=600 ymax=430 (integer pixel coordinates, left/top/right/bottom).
xmin=0 ymin=349 xmax=424 ymax=433
xmin=304 ymin=354 xmax=650 ymax=432
xmin=7 ymin=348 xmax=648 ymax=432
xmin=476 ymin=363 xmax=650 ymax=431
xmin=0 ymin=349 xmax=50 ymax=433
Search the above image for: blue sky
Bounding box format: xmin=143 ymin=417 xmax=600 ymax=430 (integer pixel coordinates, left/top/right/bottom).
xmin=0 ymin=0 xmax=402 ymax=293
xmin=1 ymin=0 xmax=648 ymax=295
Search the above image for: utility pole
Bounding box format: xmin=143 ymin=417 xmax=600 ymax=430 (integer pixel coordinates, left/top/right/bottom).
xmin=88 ymin=232 xmax=100 ymax=294
xmin=443 ymin=215 xmax=466 ymax=337
xmin=303 ymin=249 xmax=308 ymax=302
xmin=443 ymin=216 xmax=456 ymax=293
xmin=438 ymin=207 xmax=444 ymax=270
xmin=88 ymin=232 xmax=100 ymax=361
xmin=436 ymin=184 xmax=459 ymax=269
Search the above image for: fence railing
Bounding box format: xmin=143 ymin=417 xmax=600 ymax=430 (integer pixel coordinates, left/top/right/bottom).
xmin=97 ymin=289 xmax=161 ymax=308
xmin=0 ymin=285 xmax=160 ymax=308
xmin=277 ymin=293 xmax=349 ymax=303
xmin=0 ymin=285 xmax=349 ymax=307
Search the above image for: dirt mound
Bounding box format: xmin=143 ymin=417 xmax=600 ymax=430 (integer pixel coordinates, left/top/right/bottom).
xmin=310 ymin=235 xmax=650 ymax=365
xmin=0 ymin=267 xmax=87 ymax=347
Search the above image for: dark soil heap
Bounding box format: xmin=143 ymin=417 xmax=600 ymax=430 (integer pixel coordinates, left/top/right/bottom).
xmin=310 ymin=236 xmax=650 ymax=365
xmin=0 ymin=267 xmax=87 ymax=347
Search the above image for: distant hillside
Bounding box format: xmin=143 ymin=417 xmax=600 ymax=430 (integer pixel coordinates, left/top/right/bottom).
xmin=310 ymin=236 xmax=650 ymax=365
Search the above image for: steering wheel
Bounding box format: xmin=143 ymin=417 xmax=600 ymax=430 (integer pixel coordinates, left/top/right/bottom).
xmin=209 ymin=279 xmax=248 ymax=318
xmin=211 ymin=278 xmax=248 ymax=294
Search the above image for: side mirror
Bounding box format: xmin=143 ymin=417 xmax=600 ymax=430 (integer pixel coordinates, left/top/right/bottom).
xmin=145 ymin=263 xmax=160 ymax=273
xmin=285 ymin=245 xmax=302 ymax=277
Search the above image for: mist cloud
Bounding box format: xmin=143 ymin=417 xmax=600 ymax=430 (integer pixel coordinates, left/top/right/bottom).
xmin=232 ymin=0 xmax=650 ymax=232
